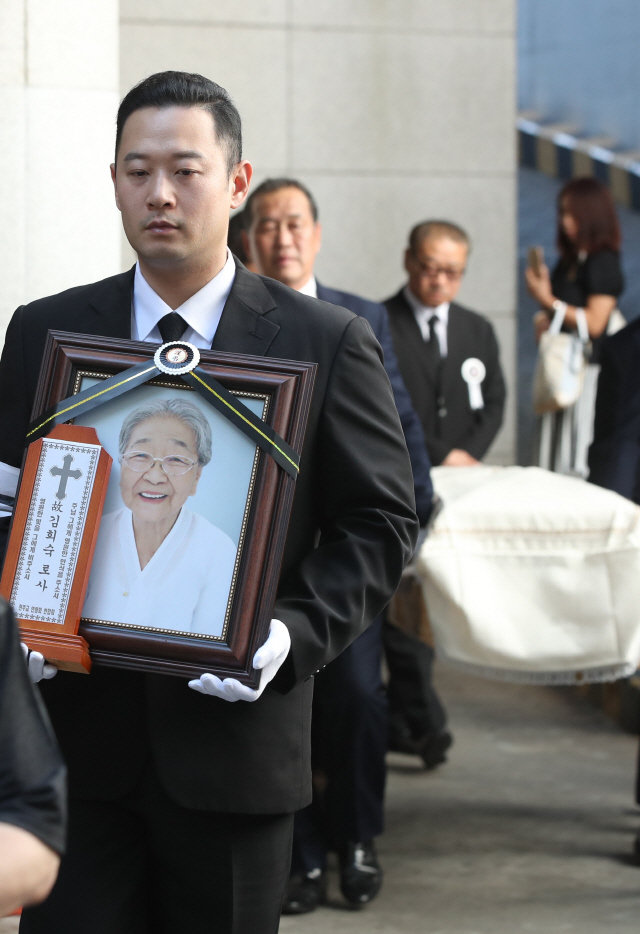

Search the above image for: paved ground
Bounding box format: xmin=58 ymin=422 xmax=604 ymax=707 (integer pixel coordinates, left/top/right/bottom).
xmin=281 ymin=663 xmax=640 ymax=933
xmin=3 ymin=662 xmax=639 ymax=933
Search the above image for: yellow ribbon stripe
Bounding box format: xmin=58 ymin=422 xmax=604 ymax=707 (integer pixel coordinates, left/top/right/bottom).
xmin=27 ymin=365 xmax=158 ymax=438
xmin=189 ymin=371 xmax=299 ymax=473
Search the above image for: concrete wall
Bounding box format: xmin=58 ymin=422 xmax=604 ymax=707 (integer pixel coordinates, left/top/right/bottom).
xmin=120 ymin=0 xmax=517 ymax=464
xmin=0 ymin=0 xmax=121 ymax=340
xmin=519 ymin=0 xmax=640 ymax=150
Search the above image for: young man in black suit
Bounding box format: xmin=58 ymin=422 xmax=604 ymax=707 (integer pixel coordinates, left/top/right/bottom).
xmin=0 ymin=73 xmax=418 ymax=934
xmin=384 ymin=220 xmax=506 ymax=467
xmin=243 ymin=178 xmax=446 ymax=914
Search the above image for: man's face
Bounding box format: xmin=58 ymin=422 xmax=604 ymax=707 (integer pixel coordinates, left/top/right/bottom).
xmin=244 ymin=187 xmax=322 ymax=289
xmin=405 ymin=235 xmax=468 ymax=306
xmin=111 ymin=106 xmax=251 ymax=270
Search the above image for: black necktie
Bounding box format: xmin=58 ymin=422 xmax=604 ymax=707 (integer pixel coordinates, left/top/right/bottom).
xmin=158 ymin=312 xmax=188 ymax=343
xmin=427 ymin=315 xmax=442 ymax=366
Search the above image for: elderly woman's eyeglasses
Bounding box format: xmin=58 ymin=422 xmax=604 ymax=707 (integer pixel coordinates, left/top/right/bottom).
xmin=120 ymin=451 xmax=197 ymax=477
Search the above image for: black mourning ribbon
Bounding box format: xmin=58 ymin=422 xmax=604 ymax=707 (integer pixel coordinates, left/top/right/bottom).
xmin=158 ymin=312 xmax=188 ymax=343
xmin=26 ymin=347 xmax=300 ymax=479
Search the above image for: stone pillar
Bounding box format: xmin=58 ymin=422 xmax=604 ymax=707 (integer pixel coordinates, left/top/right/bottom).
xmin=0 ymin=0 xmax=120 ymax=341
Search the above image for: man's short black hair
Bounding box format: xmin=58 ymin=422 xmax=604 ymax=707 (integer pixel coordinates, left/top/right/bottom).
xmin=115 ymin=71 xmax=242 ymax=173
xmin=244 ymin=178 xmax=319 ymax=224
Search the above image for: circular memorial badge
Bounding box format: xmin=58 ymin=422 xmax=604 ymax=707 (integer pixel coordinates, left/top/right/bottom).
xmin=154 ymin=341 xmax=200 ymax=375
xmin=461 ymin=358 xmax=486 ymax=385
xmin=461 ymin=357 xmax=486 ymax=411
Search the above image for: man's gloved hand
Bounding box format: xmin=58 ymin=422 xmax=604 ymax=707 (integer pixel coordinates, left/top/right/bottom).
xmin=21 ymin=644 xmax=58 ymax=684
xmin=188 ymin=619 xmax=290 ymax=702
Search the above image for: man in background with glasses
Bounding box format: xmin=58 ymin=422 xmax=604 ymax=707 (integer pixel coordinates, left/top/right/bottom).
xmin=384 ymin=220 xmax=505 ymax=467
xmin=382 ymin=220 xmax=505 ymax=769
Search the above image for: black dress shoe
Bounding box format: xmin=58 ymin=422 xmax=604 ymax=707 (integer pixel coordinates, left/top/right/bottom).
xmin=388 ymin=720 xmax=419 ymax=755
xmin=339 ymin=841 xmax=382 ymax=907
xmin=419 ymin=729 xmax=453 ymax=770
xmin=281 ymin=869 xmax=327 ymax=915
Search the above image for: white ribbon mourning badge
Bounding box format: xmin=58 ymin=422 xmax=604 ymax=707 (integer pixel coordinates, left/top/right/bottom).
xmin=461 ymin=358 xmax=486 ymax=410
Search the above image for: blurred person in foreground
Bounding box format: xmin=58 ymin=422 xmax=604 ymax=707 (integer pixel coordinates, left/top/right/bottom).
xmin=243 ymin=177 xmax=440 ymax=915
xmin=527 ymin=177 xmax=624 ymax=476
xmin=0 ymin=600 xmax=65 ymax=917
xmin=384 ymin=220 xmax=506 ymax=467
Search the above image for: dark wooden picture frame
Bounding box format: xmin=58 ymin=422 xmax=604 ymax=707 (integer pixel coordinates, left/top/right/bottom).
xmin=19 ymin=331 xmax=316 ymax=687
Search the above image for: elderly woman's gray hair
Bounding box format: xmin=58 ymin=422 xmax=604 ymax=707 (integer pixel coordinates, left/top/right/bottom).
xmin=119 ymin=398 xmax=212 ymax=465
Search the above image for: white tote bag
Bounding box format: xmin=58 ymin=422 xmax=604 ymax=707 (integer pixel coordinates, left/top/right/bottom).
xmin=533 ymin=304 xmax=590 ymax=415
xmin=416 ymin=466 xmax=640 ymax=685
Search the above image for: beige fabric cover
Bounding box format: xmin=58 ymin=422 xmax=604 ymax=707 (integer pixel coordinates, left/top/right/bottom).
xmin=416 ymin=466 xmax=640 ymax=684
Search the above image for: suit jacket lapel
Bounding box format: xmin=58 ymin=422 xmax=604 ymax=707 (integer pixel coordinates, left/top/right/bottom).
xmin=390 ymin=290 xmax=438 ymax=391
xmin=87 ymin=260 xmax=281 ymax=356
xmin=442 ymin=303 xmax=466 ymax=402
xmin=88 ymin=267 xmax=136 ymax=339
xmin=212 ymin=261 xmax=280 ymax=356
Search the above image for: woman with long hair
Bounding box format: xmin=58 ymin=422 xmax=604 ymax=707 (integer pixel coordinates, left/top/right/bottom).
xmin=526 ymin=176 xmax=624 ymax=475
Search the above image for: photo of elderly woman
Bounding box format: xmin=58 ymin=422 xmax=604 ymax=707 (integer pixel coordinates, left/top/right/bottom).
xmin=82 ymin=398 xmax=238 ymax=637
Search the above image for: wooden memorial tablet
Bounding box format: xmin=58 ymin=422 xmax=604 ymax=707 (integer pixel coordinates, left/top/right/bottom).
xmin=0 ymin=424 xmax=112 ymax=672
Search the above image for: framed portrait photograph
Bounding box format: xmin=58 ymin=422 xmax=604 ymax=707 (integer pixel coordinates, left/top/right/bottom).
xmin=15 ymin=331 xmax=316 ymax=685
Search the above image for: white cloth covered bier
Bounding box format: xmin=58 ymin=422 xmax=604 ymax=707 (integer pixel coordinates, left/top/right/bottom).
xmin=416 ymin=466 xmax=640 ymax=684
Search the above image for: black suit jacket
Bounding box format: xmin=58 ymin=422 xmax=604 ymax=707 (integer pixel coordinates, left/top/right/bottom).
xmin=0 ymin=260 xmax=418 ymax=814
xmin=316 ymin=283 xmax=433 ymax=524
xmin=589 ymin=317 xmax=640 ymax=502
xmin=384 ymin=289 xmax=506 ymax=465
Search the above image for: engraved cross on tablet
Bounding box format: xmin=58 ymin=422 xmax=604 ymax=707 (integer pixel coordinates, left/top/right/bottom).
xmin=50 ymin=454 xmax=82 ymax=500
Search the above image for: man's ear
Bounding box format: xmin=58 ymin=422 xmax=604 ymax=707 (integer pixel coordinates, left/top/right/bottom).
xmin=230 ymin=161 xmax=253 ymax=210
xmin=110 ymin=163 xmax=121 ymax=211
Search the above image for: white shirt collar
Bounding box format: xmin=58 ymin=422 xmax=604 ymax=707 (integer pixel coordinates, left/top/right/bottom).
xmin=132 ymin=249 xmax=236 ymax=349
xmin=297 ymin=276 xmax=318 ymax=298
xmin=403 ymin=285 xmax=449 ymax=323
xmin=403 ymin=285 xmax=450 ymax=356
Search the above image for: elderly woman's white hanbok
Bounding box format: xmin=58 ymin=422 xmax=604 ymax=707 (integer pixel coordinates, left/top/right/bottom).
xmin=83 ymin=506 xmax=237 ymax=637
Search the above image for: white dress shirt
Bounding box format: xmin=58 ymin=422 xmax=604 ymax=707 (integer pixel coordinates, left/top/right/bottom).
xmin=132 ymin=248 xmax=236 ymax=349
xmin=297 ymin=276 xmax=318 ymax=298
xmin=403 ymin=286 xmax=449 ymax=358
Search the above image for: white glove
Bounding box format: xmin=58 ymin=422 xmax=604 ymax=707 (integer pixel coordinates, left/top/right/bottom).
xmin=21 ymin=644 xmax=57 ymax=683
xmin=188 ymin=619 xmax=290 ymax=702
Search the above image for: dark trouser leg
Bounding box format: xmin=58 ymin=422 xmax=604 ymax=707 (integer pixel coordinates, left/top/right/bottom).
xmin=22 ymin=763 xmax=293 ymax=934
xmin=20 ymin=797 xmax=150 ymax=934
xmin=311 ymin=616 xmax=388 ymax=847
xmin=383 ymin=620 xmax=447 ymax=739
xmin=291 ymin=805 xmax=328 ymax=874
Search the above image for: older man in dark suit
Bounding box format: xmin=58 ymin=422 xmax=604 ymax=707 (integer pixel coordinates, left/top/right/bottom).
xmin=243 ymin=178 xmax=445 ymax=914
xmin=0 ymin=73 xmax=417 ymax=934
xmin=384 ymin=220 xmax=506 ymax=467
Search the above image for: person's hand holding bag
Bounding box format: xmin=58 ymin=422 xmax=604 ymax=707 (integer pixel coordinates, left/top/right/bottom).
xmin=188 ymin=619 xmax=290 ymax=702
